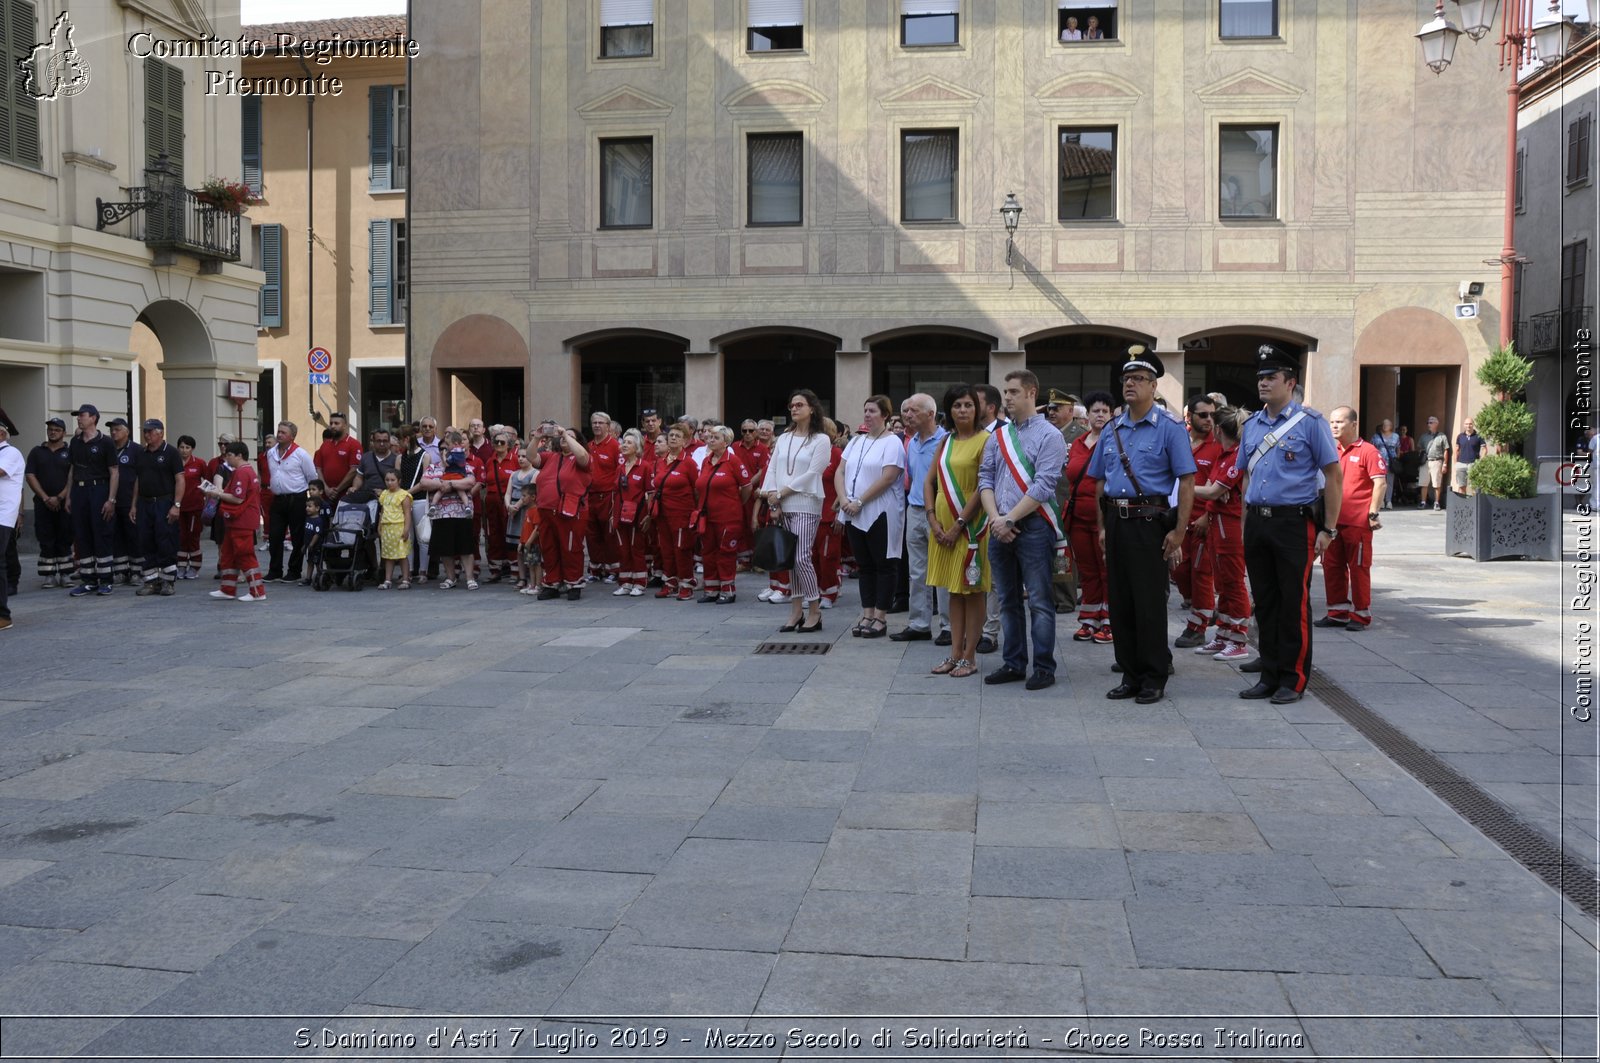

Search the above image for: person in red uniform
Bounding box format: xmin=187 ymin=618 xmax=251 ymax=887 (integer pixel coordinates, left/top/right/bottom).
xmin=174 ymin=434 xmax=209 ymax=578
xmin=814 ymin=422 xmax=844 ymax=608
xmin=531 ymin=423 xmax=591 ymax=600
xmin=204 ymin=441 xmax=265 ymax=601
xmin=644 ymin=431 xmax=668 ymax=586
xmin=479 ymin=431 xmax=520 ymax=582
xmin=654 ymin=424 xmax=700 ymax=600
xmin=584 ymin=412 xmax=621 ymax=582
xmin=741 ymin=420 xmax=773 ymax=576
xmin=694 ymin=425 xmax=753 ymax=603
xmin=1172 ymin=394 xmax=1224 ymax=649
xmin=316 ymin=413 xmax=363 ymax=504
xmin=1066 ymin=391 xmax=1115 ymax=644
xmin=1316 ymin=405 xmax=1388 ymax=631
xmin=1192 ymin=407 xmax=1251 ymax=660
xmin=610 ymin=429 xmax=655 ymax=596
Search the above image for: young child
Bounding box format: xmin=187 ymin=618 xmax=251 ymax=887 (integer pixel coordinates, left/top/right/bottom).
xmin=430 ymin=450 xmax=471 ymax=508
xmin=506 ymin=451 xmax=537 ymax=590
xmin=204 ymin=442 xmax=265 ymax=602
xmin=377 ymin=468 xmax=414 ymax=589
xmin=175 ymin=434 xmax=208 ymax=578
xmin=299 ymin=497 xmax=328 ymax=585
xmin=307 ymin=478 xmax=329 ymax=513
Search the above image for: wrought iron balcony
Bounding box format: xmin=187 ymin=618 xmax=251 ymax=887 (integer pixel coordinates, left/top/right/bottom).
xmin=96 ymin=157 xmax=241 ymax=264
xmin=1525 ymin=307 xmax=1595 ymax=356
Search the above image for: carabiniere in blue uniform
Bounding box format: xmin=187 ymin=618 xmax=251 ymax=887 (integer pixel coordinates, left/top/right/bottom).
xmin=1238 ymin=343 xmax=1341 ymax=705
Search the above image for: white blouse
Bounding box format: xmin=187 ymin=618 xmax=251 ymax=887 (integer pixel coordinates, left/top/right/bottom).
xmin=839 ymin=431 xmax=906 ymax=559
xmin=760 ymin=431 xmax=831 ymax=516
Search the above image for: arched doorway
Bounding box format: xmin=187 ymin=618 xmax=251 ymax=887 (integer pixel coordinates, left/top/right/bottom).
xmin=431 ymin=314 xmax=530 ymax=431
xmin=1352 ymin=308 xmax=1466 ymax=446
xmin=132 ymin=299 xmax=249 ymax=447
xmin=1023 ymin=326 xmax=1155 ymax=401
xmin=1179 ymin=326 xmax=1316 ymax=409
xmin=865 ymin=327 xmax=993 ymax=404
xmin=717 ymin=327 xmax=839 ymax=424
xmin=572 ymin=329 xmax=688 ymax=430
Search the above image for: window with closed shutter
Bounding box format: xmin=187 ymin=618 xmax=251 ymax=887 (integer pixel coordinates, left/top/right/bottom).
xmin=369 ymin=85 xmax=392 ymax=191
xmin=1 ymin=0 xmax=43 ymax=168
xmin=241 ymin=96 xmax=262 ymax=196
xmin=1567 ymin=114 xmax=1591 ymax=188
xmin=257 ymin=223 xmax=282 ymax=328
xmin=145 ymin=57 xmax=184 ymax=173
xmin=748 ymin=132 xmax=802 ymax=225
xmin=601 ymin=0 xmax=653 ymax=57
xmin=369 ymin=219 xmax=392 ymax=325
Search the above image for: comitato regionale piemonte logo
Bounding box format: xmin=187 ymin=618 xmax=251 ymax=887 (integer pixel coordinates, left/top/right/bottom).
xmin=19 ymin=11 xmax=91 ymax=101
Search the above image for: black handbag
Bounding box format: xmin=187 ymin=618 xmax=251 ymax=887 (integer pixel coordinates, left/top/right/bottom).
xmin=753 ymin=524 xmax=800 ymax=571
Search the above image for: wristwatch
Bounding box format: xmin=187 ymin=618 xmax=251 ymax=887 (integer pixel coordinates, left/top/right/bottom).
xmin=1367 ymin=512 xmax=1380 ymax=522
xmin=1319 ymin=525 xmax=1336 ymax=536
xmin=956 ymin=516 xmax=967 ymax=528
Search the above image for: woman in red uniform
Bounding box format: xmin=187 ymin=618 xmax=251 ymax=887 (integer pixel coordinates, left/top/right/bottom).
xmin=530 ymin=424 xmax=591 ymax=600
xmin=174 ymin=434 xmax=208 ymax=578
xmin=1194 ymin=407 xmax=1250 ymax=661
xmin=480 ymin=432 xmax=521 ymax=582
xmin=611 ymin=429 xmax=654 ymax=596
xmin=204 ymin=441 xmax=265 ymax=602
xmin=693 ymin=425 xmax=753 ymax=604
xmin=1066 ymin=391 xmax=1115 ymax=644
xmin=814 ymin=419 xmax=844 ymax=609
xmin=654 ymin=424 xmax=700 ymax=600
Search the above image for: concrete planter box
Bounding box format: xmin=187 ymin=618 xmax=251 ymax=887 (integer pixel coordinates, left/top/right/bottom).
xmin=1444 ymin=491 xmax=1562 ymax=561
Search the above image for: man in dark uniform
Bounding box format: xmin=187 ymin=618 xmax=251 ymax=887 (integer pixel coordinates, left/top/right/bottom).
xmin=25 ymin=417 xmax=75 ymax=587
xmin=1238 ymin=344 xmax=1342 ymax=705
xmin=131 ymin=418 xmax=186 ymax=596
xmin=1087 ymin=346 xmax=1197 ymax=704
xmin=108 ymin=418 xmax=139 ymax=584
xmin=66 ymin=404 xmax=118 ymax=596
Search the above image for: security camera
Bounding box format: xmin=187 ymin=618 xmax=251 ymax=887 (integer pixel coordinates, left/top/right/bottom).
xmin=1459 ymin=280 xmax=1485 ymax=300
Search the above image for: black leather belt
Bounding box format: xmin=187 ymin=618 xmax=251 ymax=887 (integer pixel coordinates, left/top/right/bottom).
xmin=1101 ymin=495 xmax=1170 ymax=519
xmin=73 ymin=478 xmax=107 ymax=487
xmin=1246 ymin=504 xmax=1313 ymax=518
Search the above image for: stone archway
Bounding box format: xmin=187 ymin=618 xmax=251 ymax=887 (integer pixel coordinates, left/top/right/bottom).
xmin=133 ymin=298 xmax=252 ymax=446
xmin=430 ymin=314 xmax=532 ymax=431
xmin=1354 ymin=307 xmax=1470 ymax=449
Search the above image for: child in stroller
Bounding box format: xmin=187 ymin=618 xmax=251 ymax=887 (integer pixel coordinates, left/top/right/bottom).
xmin=310 ymin=501 xmax=374 ymax=591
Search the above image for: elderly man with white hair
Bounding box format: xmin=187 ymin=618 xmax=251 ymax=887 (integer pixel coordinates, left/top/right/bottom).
xmin=0 ymin=419 xmax=25 ymax=629
xmin=890 ymin=392 xmax=949 ymax=642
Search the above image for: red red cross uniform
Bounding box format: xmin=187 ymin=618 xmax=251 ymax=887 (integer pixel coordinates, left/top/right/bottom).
xmin=1208 ymin=444 xmax=1251 ymax=645
xmin=612 ymin=458 xmax=654 ymax=590
xmin=481 ymin=452 xmax=520 ymax=571
xmin=585 ymin=435 xmax=621 ymax=578
xmin=219 ymin=464 xmax=265 ymax=599
xmin=654 ymin=452 xmax=700 ymax=598
xmin=814 ymin=444 xmax=843 ymax=605
xmin=536 ymin=451 xmax=592 ymax=588
xmin=1065 ymin=433 xmax=1109 ymax=632
xmin=177 ymin=456 xmax=208 ymax=571
xmin=1174 ymin=435 xmax=1223 ymax=635
xmin=1321 ymin=438 xmax=1387 ymax=628
xmin=695 ymin=452 xmax=752 ymax=597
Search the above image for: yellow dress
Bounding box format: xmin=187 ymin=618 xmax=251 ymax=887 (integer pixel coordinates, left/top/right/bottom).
xmin=378 ymin=488 xmax=411 ymax=560
xmin=925 ymin=430 xmax=991 ymax=593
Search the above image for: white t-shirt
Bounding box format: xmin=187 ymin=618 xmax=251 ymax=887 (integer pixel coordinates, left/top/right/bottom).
xmin=839 ymin=431 xmax=906 ymax=558
xmin=0 ymin=441 xmax=24 ymax=526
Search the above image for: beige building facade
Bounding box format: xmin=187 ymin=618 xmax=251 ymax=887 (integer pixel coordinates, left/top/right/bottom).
xmin=0 ymin=0 xmax=261 ymax=448
xmin=409 ymin=0 xmax=1509 ymax=435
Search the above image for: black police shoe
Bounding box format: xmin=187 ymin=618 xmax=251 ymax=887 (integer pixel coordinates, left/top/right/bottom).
xmin=1024 ymin=672 xmax=1055 ymax=691
xmin=1312 ymin=617 xmax=1344 ymax=628
xmin=984 ymin=666 xmax=1025 ymax=685
xmin=975 ymin=637 xmax=996 ymax=654
xmin=1135 ymin=685 xmax=1166 ymax=705
xmin=1239 ymin=681 xmax=1278 ymax=700
xmin=934 ymin=630 xmax=952 ymax=647
xmin=1106 ymin=682 xmax=1139 ymax=700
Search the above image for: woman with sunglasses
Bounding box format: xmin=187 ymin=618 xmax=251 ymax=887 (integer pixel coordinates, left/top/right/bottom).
xmin=611 ymin=428 xmax=654 ymax=596
xmin=654 ymin=423 xmax=700 ymax=600
xmin=758 ymin=390 xmax=830 ymax=632
xmin=480 ymin=433 xmax=520 ymax=583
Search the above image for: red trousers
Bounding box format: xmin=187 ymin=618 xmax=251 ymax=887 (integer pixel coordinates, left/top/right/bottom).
xmin=614 ymin=522 xmax=650 ymax=586
xmin=219 ymin=529 xmax=263 ymax=597
xmin=1322 ymin=524 xmax=1374 ymax=626
xmin=1068 ymin=520 xmax=1108 ymax=625
xmin=585 ymin=492 xmax=617 ymax=575
xmin=814 ymin=522 xmax=841 ymax=602
xmin=702 ymin=521 xmax=742 ymax=594
xmin=483 ymin=496 xmax=515 ymax=565
xmin=1212 ymin=548 xmax=1251 ymax=642
xmin=177 ymin=511 xmax=204 ymax=565
xmin=1173 ymin=525 xmax=1216 ymax=630
xmin=657 ymin=517 xmax=696 ymax=589
xmin=540 ymin=506 xmax=588 ymax=586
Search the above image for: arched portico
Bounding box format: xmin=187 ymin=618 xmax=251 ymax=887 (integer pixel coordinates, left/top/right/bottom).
xmin=431 ymin=314 xmax=531 ymax=431
xmin=569 ymin=328 xmax=689 ymax=429
xmin=133 ymin=298 xmax=257 ymax=447
xmin=1353 ymin=307 xmax=1470 ymax=450
xmin=1178 ymin=325 xmax=1319 ymax=410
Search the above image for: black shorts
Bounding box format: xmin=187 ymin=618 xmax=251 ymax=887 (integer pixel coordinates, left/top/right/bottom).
xmin=430 ymin=516 xmax=475 ymax=557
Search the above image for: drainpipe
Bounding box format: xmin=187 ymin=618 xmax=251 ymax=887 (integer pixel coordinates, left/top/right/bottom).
xmin=403 ymin=0 xmax=414 ymax=422
xmin=297 ymin=56 xmax=315 ymax=422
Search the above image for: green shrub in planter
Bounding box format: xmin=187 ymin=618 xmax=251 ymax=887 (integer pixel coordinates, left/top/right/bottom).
xmin=1474 ymin=344 xmax=1534 ymax=398
xmin=1467 ymin=453 xmax=1535 ymax=499
xmin=1473 ymin=399 xmax=1534 ymax=449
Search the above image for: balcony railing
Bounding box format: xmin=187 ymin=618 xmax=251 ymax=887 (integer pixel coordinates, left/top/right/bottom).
xmin=1525 ymin=307 xmax=1595 ymax=355
xmin=95 ymin=157 xmax=241 ymax=264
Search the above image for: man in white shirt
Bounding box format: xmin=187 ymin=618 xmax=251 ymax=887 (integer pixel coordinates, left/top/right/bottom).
xmin=263 ymin=421 xmax=318 ymax=582
xmin=892 ymin=393 xmax=949 ymax=642
xmin=0 ymin=421 xmax=25 ymax=630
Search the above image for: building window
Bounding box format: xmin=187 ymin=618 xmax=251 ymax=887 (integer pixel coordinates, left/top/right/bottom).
xmin=1514 ymin=144 xmax=1525 ymax=213
xmin=1567 ymin=113 xmax=1591 ymax=188
xmin=601 ymin=0 xmax=653 ymax=57
xmin=369 ymin=218 xmax=408 ymax=326
xmin=256 ymin=223 xmax=283 ymax=328
xmin=1058 ymin=2 xmax=1116 ymax=42
xmin=901 ymin=129 xmax=958 ymax=222
xmin=902 ymin=0 xmax=958 ymax=46
xmin=0 ymin=0 xmax=42 ymax=168
xmin=369 ymin=85 xmax=408 ymax=191
xmin=1562 ymin=240 xmax=1588 ymax=333
xmin=600 ymin=137 xmax=653 ymax=229
xmin=1058 ymin=127 xmax=1116 ymax=220
xmin=749 ymin=0 xmax=803 ymax=50
xmin=242 ymin=96 xmax=262 ymax=196
xmin=748 ymin=132 xmax=802 ymax=225
xmin=1220 ymin=0 xmax=1277 ymax=38
xmin=1219 ymin=124 xmax=1277 ymax=219
xmin=144 ymin=57 xmax=184 ymax=172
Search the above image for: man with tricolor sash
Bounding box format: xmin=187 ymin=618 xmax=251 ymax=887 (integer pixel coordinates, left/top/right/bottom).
xmin=977 ymin=369 xmax=1068 ymax=691
xmin=1087 ymin=346 xmax=1197 ymax=705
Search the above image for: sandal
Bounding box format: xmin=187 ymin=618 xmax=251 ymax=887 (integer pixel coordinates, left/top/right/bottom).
xmin=466 ymin=579 xmax=480 ymax=590
xmin=438 ymin=579 xmax=455 ymax=590
xmin=851 ymin=617 xmax=871 ymax=637
xmin=862 ymin=618 xmax=888 ymax=639
xmin=398 ymin=580 xmax=411 ymax=590
xmin=931 ymin=657 xmax=958 ymax=675
xmin=950 ymin=659 xmax=978 ymax=678
xmin=377 ymin=580 xmax=392 ymax=590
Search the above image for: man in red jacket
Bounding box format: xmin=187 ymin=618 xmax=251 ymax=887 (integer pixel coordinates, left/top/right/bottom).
xmin=584 ymin=412 xmax=621 ymax=583
xmin=1316 ymin=406 xmax=1388 ymax=631
xmin=534 ymin=425 xmax=592 ymax=600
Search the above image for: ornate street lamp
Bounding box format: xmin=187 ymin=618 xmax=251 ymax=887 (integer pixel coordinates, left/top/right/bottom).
xmin=1417 ymin=1 xmax=1465 ymax=72
xmin=1456 ymin=0 xmax=1503 ymax=40
xmin=1531 ymin=0 xmax=1579 ymax=60
xmin=999 ymin=192 xmax=1022 ymax=266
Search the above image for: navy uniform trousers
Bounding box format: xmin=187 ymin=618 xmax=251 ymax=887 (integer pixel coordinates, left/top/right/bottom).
xmin=69 ymin=482 xmax=114 ymax=586
xmin=1243 ymin=510 xmax=1317 ymax=695
xmin=137 ymin=498 xmax=180 ymax=584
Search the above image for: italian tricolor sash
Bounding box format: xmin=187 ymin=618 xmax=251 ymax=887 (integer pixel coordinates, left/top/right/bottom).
xmin=997 ymin=422 xmax=1069 ymax=554
xmin=936 ymin=436 xmax=988 ymax=583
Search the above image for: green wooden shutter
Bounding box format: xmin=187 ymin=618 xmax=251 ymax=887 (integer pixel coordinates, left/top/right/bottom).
xmin=0 ymin=0 xmax=14 ymax=165
xmin=241 ymin=96 xmax=262 ymax=195
xmin=144 ymin=57 xmax=185 ymax=169
xmin=369 ymin=219 xmax=392 ymax=325
xmin=258 ymin=223 xmax=282 ymax=328
xmin=5 ymin=0 xmax=43 ymax=167
xmin=163 ymin=59 xmax=184 ymax=176
xmin=369 ymin=85 xmax=392 ymax=191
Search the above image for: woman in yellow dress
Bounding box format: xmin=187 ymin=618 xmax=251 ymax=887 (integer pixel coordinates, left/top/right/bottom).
xmin=923 ymin=384 xmax=991 ymax=678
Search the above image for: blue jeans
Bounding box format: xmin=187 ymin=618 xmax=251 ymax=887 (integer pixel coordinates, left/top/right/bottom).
xmin=989 ymin=514 xmax=1057 ymax=677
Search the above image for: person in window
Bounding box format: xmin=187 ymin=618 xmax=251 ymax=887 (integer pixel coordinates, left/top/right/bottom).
xmin=1084 ymin=15 xmax=1105 ymax=38
xmin=1060 ymin=16 xmax=1082 ymax=40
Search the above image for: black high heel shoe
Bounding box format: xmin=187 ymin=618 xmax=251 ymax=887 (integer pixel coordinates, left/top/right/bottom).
xmin=798 ymin=618 xmax=822 ymax=633
xmin=779 ymin=617 xmax=803 ymax=633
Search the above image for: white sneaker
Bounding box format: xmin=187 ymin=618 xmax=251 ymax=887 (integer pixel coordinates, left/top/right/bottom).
xmin=1213 ymin=642 xmax=1250 ymax=661
xmin=238 ymin=593 xmax=265 ymax=603
xmin=236 ymin=590 xmax=251 ymax=600
xmin=207 ymin=590 xmax=232 ymax=600
xmin=767 ymin=593 xmax=791 ymax=605
xmin=819 ymin=598 xmax=834 ymax=610
xmin=628 ymin=586 xmax=644 ymax=596
xmin=612 ymin=585 xmax=630 ymax=596
xmin=757 ymin=589 xmax=773 ymax=601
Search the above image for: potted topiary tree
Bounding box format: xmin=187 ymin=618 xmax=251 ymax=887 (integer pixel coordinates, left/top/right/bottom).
xmin=1445 ymin=343 xmax=1561 ymax=561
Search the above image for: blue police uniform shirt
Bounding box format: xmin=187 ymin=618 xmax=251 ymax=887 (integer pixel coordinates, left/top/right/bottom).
xmin=1085 ymin=405 xmax=1197 ymax=497
xmin=114 ymin=442 xmax=137 ymax=508
xmin=1239 ymin=402 xmax=1339 ymax=505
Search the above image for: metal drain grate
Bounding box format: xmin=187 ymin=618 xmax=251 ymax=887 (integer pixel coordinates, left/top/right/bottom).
xmin=754 ymin=641 xmax=831 ymax=655
xmin=1308 ymin=668 xmax=1599 ymax=917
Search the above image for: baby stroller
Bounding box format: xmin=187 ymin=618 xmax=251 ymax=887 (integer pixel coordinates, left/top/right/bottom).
xmin=1392 ymin=451 xmax=1422 ymax=507
xmin=311 ymin=505 xmax=373 ymax=592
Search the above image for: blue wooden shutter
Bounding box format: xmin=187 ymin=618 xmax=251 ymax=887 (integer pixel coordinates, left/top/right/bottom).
xmin=369 ymin=219 xmax=392 ymax=325
xmin=241 ymin=96 xmax=262 ymax=195
xmin=258 ymin=224 xmax=282 ymax=328
xmin=368 ymin=85 xmax=392 ymax=191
